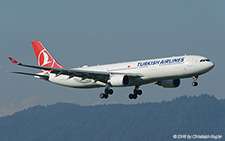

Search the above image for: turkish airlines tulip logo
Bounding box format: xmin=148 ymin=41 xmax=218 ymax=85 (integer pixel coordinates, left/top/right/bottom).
xmin=38 ymin=49 xmax=53 ymax=67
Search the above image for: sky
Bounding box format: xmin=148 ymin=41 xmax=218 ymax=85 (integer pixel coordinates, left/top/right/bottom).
xmin=1 ymin=0 xmax=225 ymax=117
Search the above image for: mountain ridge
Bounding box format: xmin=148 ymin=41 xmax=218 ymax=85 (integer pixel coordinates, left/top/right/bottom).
xmin=0 ymin=94 xmax=224 ymax=141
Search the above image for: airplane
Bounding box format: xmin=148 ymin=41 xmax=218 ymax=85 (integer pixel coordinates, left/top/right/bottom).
xmin=8 ymin=41 xmax=215 ymax=99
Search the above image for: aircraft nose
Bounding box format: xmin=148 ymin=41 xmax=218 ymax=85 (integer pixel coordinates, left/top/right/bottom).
xmin=209 ymin=61 xmax=215 ymax=70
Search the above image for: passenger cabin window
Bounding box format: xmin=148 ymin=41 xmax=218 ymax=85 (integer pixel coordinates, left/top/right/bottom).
xmin=200 ymin=59 xmax=210 ymax=62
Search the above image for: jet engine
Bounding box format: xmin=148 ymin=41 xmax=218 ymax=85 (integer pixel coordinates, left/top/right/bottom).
xmin=109 ymin=75 xmax=130 ymax=87
xmin=156 ymin=79 xmax=180 ymax=88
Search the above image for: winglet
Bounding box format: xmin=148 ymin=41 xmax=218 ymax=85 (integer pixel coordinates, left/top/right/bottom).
xmin=8 ymin=57 xmax=19 ymax=64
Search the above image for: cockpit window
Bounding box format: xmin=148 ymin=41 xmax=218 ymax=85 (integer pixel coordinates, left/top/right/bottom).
xmin=200 ymin=59 xmax=210 ymax=62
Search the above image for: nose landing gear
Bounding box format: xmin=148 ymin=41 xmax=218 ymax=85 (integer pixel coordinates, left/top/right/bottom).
xmin=192 ymin=76 xmax=198 ymax=86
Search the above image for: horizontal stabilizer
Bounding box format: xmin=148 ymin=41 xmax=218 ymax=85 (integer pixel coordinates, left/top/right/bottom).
xmin=8 ymin=71 xmax=49 ymax=80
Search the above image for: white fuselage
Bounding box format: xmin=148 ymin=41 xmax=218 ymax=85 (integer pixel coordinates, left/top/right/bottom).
xmin=47 ymin=55 xmax=214 ymax=88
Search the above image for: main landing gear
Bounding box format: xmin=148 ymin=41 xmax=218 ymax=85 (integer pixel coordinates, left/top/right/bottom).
xmin=100 ymin=87 xmax=114 ymax=99
xmin=129 ymin=86 xmax=142 ymax=100
xmin=100 ymin=85 xmax=143 ymax=100
xmin=192 ymin=76 xmax=198 ymax=86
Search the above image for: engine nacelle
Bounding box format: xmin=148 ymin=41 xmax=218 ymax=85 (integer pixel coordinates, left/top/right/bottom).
xmin=109 ymin=75 xmax=130 ymax=87
xmin=156 ymin=79 xmax=180 ymax=88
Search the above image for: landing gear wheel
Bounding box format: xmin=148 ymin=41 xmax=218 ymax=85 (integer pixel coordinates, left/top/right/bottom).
xmin=105 ymin=89 xmax=109 ymax=94
xmin=108 ymin=89 xmax=113 ymax=95
xmin=192 ymin=82 xmax=198 ymax=86
xmin=134 ymin=90 xmax=142 ymax=95
xmin=133 ymin=94 xmax=137 ymax=99
xmin=129 ymin=94 xmax=137 ymax=99
xmin=137 ymin=90 xmax=142 ymax=95
xmin=104 ymin=93 xmax=109 ymax=99
xmin=100 ymin=93 xmax=109 ymax=99
xmin=129 ymin=94 xmax=133 ymax=99
xmin=105 ymin=88 xmax=113 ymax=95
xmin=100 ymin=93 xmax=105 ymax=99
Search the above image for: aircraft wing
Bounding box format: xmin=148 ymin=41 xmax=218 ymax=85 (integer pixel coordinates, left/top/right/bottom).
xmin=8 ymin=57 xmax=141 ymax=83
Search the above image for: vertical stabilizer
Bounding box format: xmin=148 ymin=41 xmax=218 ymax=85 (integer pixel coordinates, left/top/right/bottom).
xmin=31 ymin=41 xmax=65 ymax=72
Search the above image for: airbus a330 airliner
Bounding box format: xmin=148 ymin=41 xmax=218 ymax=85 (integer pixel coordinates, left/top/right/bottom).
xmin=9 ymin=41 xmax=214 ymax=99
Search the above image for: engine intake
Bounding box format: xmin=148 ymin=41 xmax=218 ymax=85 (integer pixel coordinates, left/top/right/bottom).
xmin=156 ymin=79 xmax=180 ymax=88
xmin=109 ymin=75 xmax=130 ymax=87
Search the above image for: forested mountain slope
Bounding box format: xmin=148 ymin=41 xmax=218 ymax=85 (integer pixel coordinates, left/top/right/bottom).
xmin=0 ymin=94 xmax=224 ymax=141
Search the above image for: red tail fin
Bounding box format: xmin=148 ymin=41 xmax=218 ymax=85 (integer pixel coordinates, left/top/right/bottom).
xmin=31 ymin=41 xmax=65 ymax=72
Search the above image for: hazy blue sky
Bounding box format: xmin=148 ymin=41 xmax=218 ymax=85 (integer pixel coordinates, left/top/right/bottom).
xmin=1 ymin=0 xmax=225 ymax=116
